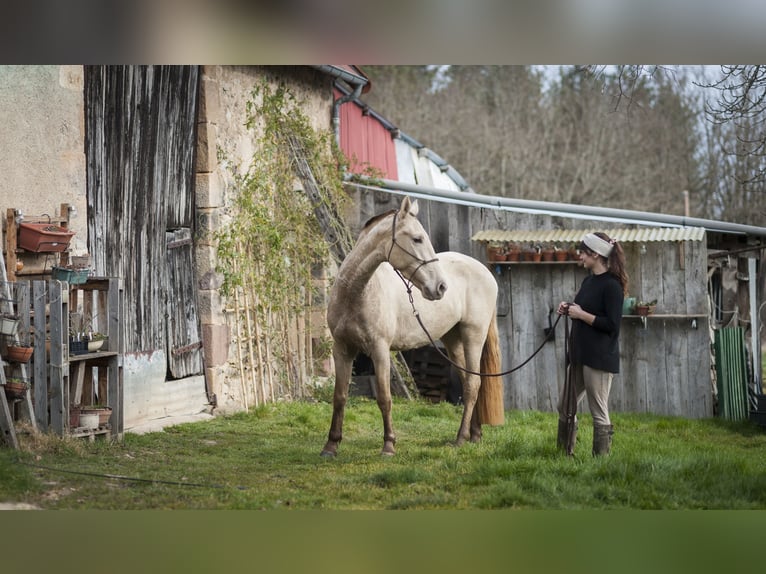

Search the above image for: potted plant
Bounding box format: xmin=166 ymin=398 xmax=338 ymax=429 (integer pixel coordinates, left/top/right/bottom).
xmin=636 ymin=299 xmax=657 ymax=316
xmin=80 ymin=405 xmax=112 ymax=426
xmin=87 ymin=332 xmax=108 ymax=352
xmin=540 ymin=242 xmax=556 ymax=262
xmin=69 ymin=331 xmax=88 ymax=355
xmin=3 ymin=377 xmax=29 ymax=400
xmin=506 ymin=242 xmax=521 ymax=262
xmin=553 ymin=246 xmax=569 ymax=261
xmin=486 ymin=242 xmax=505 ymax=262
xmin=5 ymin=343 xmax=33 ymax=362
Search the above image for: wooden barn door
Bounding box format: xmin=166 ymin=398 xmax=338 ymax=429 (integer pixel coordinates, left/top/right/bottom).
xmin=84 ymin=65 xmax=203 ymax=378
xmin=166 ymin=228 xmax=203 ymax=377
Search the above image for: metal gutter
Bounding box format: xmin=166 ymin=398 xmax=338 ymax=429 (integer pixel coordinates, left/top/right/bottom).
xmin=312 ymin=66 xmax=369 ymax=146
xmin=347 ymin=176 xmax=766 ymax=238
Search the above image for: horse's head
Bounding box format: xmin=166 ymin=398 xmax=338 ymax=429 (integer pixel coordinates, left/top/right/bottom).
xmin=387 ymin=197 xmax=448 ymax=301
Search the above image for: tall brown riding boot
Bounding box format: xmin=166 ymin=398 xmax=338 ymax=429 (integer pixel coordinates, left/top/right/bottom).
xmin=592 ymin=424 xmax=613 ymax=456
xmin=557 ymin=418 xmax=577 ymax=455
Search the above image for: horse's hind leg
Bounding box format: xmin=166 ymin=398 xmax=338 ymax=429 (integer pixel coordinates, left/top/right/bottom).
xmin=320 ymin=345 xmax=353 ymax=458
xmin=470 ymin=402 xmax=482 ymax=442
xmin=444 ymin=333 xmax=482 ymax=446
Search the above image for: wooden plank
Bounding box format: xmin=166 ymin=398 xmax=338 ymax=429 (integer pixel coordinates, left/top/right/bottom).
xmin=33 ymin=281 xmax=48 ymax=430
xmin=72 ymin=362 xmax=86 ymax=405
xmin=48 ymin=280 xmax=67 ymax=435
xmin=645 ymin=320 xmax=669 ymax=415
xmin=0 ymin=242 xmax=19 ymax=444
xmin=685 ymin=239 xmax=708 ymax=315
xmin=14 ymin=283 xmax=36 ymax=430
xmin=534 ymin=265 xmax=559 ymax=412
xmin=507 ymin=266 xmax=537 ymax=409
xmin=5 ymin=208 xmax=18 ymax=283
xmin=108 ymin=278 xmax=124 ymax=439
xmin=0 ymin=386 xmax=18 ymax=448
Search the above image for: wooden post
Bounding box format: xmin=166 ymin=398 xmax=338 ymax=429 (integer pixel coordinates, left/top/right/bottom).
xmin=48 ymin=280 xmax=68 ymax=435
xmin=33 ymin=281 xmax=48 ymax=430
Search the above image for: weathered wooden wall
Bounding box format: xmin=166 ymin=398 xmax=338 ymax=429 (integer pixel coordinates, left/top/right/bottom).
xmin=84 ymin=66 xmax=201 ymax=362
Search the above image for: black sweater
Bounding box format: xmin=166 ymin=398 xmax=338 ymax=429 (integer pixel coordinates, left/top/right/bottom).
xmin=571 ymin=272 xmax=624 ymax=373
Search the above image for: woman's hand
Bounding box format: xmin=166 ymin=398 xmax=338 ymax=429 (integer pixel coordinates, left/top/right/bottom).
xmin=566 ymin=303 xmax=583 ymax=320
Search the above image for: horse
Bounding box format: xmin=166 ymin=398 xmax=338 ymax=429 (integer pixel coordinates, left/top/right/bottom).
xmin=320 ymin=196 xmax=503 ymax=457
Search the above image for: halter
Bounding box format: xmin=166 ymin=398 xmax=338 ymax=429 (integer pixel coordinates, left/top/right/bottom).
xmin=386 ymin=211 xmax=439 ymax=287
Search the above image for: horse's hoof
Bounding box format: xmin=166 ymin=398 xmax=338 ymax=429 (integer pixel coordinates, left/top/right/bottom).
xmin=381 ymin=441 xmax=396 ymax=456
xmin=320 ymin=450 xmax=336 ymax=458
xmin=470 ymin=435 xmax=482 ymax=443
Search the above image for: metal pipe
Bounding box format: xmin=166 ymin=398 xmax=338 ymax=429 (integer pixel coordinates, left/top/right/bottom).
xmin=348 ymin=175 xmax=766 ymax=238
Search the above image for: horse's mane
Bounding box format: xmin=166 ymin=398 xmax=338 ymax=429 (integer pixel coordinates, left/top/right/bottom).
xmin=357 ymin=209 xmax=396 ymax=240
xmin=363 ymin=209 xmax=396 ymax=230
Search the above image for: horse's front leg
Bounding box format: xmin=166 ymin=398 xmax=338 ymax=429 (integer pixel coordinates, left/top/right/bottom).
xmin=371 ymin=345 xmax=396 ymax=456
xmin=320 ymin=345 xmax=354 ymax=458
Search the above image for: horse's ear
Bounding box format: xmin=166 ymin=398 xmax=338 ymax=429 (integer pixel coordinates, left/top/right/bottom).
xmin=400 ymin=196 xmax=418 ymax=218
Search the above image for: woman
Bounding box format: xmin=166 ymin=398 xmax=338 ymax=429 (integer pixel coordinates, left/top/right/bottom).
xmin=556 ymin=232 xmax=628 ymax=456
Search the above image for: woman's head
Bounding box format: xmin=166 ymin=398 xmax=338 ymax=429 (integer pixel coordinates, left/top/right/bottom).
xmin=580 ymin=232 xmax=629 ymax=295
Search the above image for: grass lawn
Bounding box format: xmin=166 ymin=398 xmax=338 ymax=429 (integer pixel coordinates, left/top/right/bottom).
xmin=2 ymin=397 xmax=765 ymax=510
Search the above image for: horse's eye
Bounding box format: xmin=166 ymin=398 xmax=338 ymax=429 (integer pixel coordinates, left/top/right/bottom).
xmin=413 ymin=236 xmax=424 ymax=244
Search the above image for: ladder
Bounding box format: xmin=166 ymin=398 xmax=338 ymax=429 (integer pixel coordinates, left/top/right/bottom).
xmin=0 ymin=238 xmax=38 ymax=448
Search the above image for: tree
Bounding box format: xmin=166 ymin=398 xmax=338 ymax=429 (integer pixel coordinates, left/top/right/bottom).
xmin=699 ymin=65 xmax=766 ymax=224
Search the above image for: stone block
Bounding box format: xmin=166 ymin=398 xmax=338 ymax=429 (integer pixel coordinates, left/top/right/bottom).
xmin=196 ymin=121 xmax=218 ymax=173
xmin=202 ymin=323 xmax=230 ymax=367
xmin=196 ymin=287 xmax=225 ymax=323
xmin=198 ymin=74 xmax=221 ymax=123
xmin=196 ymin=172 xmax=224 ymax=208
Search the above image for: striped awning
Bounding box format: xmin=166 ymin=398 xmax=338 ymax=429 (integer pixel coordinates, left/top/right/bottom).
xmin=471 ymin=227 xmax=706 ymax=244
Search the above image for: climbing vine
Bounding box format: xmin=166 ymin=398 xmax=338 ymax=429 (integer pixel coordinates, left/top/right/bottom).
xmin=215 ymin=80 xmax=351 ymax=403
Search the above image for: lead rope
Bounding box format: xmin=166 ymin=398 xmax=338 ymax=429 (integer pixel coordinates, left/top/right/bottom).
xmin=563 ymin=315 xmax=577 ymax=456
xmin=394 ymin=270 xmax=561 ymax=377
xmin=386 ymin=210 xmax=559 ymax=378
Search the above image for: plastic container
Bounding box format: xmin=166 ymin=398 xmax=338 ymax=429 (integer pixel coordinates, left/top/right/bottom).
xmin=18 ymin=223 xmax=75 ymax=252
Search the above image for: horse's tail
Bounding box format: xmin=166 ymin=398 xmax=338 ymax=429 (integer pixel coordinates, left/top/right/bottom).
xmin=477 ymin=310 xmax=505 ymax=426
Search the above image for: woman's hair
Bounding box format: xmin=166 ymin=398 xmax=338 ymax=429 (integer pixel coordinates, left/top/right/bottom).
xmin=582 ymin=231 xmax=629 ymax=295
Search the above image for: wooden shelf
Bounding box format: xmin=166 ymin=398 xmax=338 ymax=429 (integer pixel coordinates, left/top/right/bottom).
xmin=69 ymin=350 xmax=118 ymax=363
xmin=623 ymin=314 xmax=708 ymax=319
xmin=623 ymin=313 xmax=708 ymax=330
xmin=487 ymin=260 xmax=580 ymax=265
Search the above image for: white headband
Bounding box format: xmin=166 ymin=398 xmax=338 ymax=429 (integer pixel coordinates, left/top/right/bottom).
xmin=582 ymin=233 xmax=614 ymax=258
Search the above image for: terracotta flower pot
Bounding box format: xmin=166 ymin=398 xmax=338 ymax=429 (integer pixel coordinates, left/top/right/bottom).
xmin=6 ymin=345 xmax=33 ymax=362
xmin=486 ymin=245 xmax=505 ymax=262
xmin=554 ymin=250 xmax=568 ymax=262
xmin=506 ymin=250 xmax=521 ymax=262
xmin=3 ymin=379 xmax=29 ymax=400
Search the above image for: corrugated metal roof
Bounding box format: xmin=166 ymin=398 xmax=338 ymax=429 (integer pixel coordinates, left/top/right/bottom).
xmin=471 ymin=227 xmax=706 ymax=244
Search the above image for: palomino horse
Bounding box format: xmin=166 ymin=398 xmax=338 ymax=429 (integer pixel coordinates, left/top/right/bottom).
xmin=321 ymin=196 xmax=503 ymax=457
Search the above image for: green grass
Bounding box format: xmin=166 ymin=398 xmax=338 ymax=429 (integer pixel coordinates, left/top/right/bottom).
xmin=1 ymin=398 xmax=765 ymax=509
